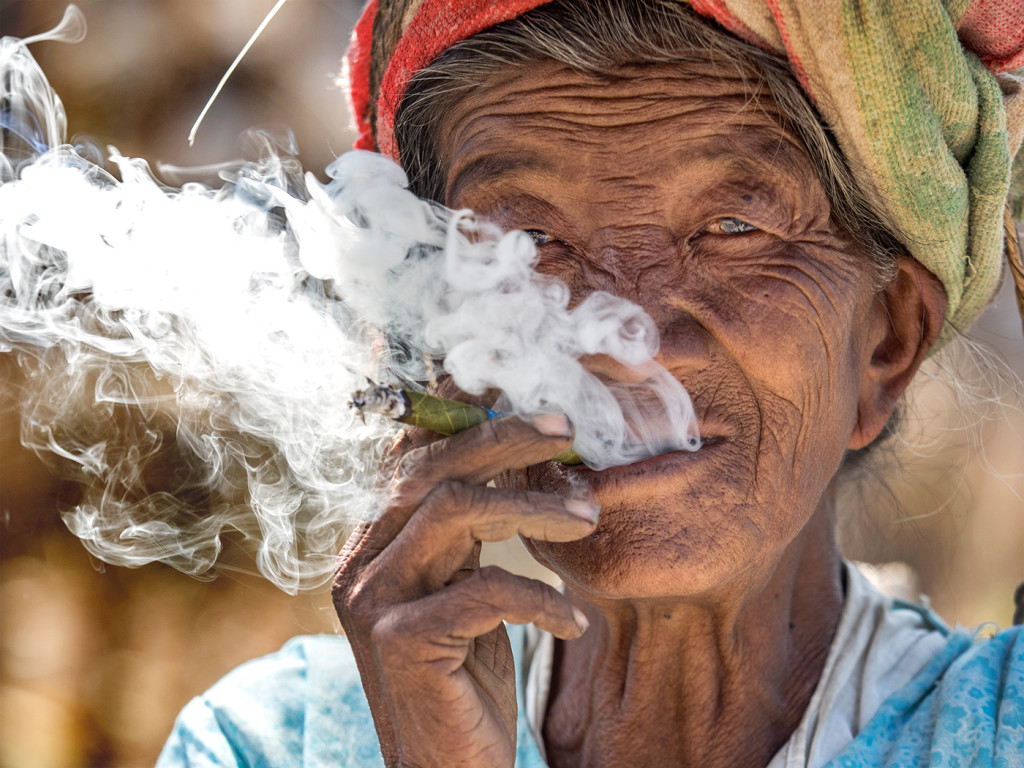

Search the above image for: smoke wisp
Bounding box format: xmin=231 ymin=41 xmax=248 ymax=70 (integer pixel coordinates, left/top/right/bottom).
xmin=0 ymin=16 xmax=698 ymax=592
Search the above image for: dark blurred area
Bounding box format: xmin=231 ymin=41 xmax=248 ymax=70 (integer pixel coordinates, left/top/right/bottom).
xmin=0 ymin=2 xmax=1022 ymax=767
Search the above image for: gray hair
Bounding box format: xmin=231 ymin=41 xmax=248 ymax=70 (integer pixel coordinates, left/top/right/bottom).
xmin=394 ymin=0 xmax=903 ymax=287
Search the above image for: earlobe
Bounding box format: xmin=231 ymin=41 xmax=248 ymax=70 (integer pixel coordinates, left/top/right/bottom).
xmin=848 ymin=256 xmax=947 ymax=450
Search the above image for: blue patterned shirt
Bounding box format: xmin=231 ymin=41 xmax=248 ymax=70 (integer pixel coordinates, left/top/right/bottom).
xmin=157 ymin=613 xmax=1024 ymax=767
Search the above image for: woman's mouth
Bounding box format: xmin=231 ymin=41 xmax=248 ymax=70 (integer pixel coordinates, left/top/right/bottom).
xmin=566 ymin=434 xmax=728 ymax=484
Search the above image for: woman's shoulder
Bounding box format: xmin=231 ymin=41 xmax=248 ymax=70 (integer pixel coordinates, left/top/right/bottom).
xmin=156 ymin=626 xmax=541 ymax=767
xmin=155 ymin=634 xmax=385 ymax=767
xmin=830 ymin=624 xmax=1024 ymax=767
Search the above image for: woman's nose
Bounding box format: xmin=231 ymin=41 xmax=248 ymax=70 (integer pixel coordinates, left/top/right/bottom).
xmin=652 ymin=311 xmax=712 ymax=379
xmin=581 ymin=226 xmax=712 ymax=376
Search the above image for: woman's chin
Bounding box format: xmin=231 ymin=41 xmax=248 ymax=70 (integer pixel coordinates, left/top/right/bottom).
xmin=523 ymin=505 xmax=758 ymax=601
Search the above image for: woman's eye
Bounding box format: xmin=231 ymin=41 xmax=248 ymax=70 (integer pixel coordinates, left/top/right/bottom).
xmin=711 ymin=217 xmax=758 ymax=235
xmin=523 ymin=229 xmax=552 ymax=245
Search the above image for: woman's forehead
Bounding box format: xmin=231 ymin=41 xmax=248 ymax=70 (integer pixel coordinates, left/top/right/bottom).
xmin=441 ymin=59 xmax=817 ymax=205
xmin=445 ymin=58 xmax=792 ymax=130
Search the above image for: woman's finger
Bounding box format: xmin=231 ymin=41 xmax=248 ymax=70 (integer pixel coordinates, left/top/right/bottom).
xmin=367 ymin=482 xmax=598 ymax=593
xmin=372 ymin=566 xmax=589 ymax=675
xmin=339 ymin=414 xmax=575 ymax=577
xmin=388 ymin=413 xmax=574 ymax=509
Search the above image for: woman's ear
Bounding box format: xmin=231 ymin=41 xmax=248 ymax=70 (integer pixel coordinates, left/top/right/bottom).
xmin=849 ymin=255 xmax=947 ymax=450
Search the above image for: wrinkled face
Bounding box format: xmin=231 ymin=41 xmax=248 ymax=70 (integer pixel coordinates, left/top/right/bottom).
xmin=438 ymin=59 xmax=889 ymax=599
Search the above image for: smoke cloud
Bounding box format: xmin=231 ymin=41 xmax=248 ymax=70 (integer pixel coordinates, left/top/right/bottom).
xmin=0 ymin=12 xmax=698 ymax=592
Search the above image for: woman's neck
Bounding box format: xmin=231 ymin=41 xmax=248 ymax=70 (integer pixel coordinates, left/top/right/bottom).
xmin=542 ymin=504 xmax=844 ymax=768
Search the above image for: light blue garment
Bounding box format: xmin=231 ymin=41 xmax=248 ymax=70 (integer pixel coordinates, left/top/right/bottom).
xmin=155 ymin=624 xmax=547 ymax=768
xmin=156 ymin=622 xmax=1024 ymax=767
xmin=827 ymin=626 xmax=1024 ymax=767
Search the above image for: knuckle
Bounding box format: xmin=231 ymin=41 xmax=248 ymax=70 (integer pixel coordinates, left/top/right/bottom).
xmin=481 ymin=415 xmax=517 ymax=447
xmin=473 ymin=565 xmax=509 ymax=597
xmin=530 ymin=578 xmax=558 ymax=613
xmin=391 ymin=446 xmax=422 ymax=483
xmin=467 ymin=568 xmax=564 ymax=625
xmin=420 ymin=480 xmax=468 ymax=522
xmin=509 ymin=487 xmax=537 ymax=513
xmin=332 ymin=574 xmax=374 ymax=625
xmin=376 ymin=430 xmax=408 ymax=480
xmin=331 ymin=528 xmax=369 ymax=605
xmin=469 ymin=482 xmax=502 ymax=512
xmin=369 ymin=611 xmax=406 ymax=663
xmin=334 ymin=523 xmax=367 ymax=567
xmin=389 ymin=447 xmax=431 ymax=506
xmin=481 ymin=416 xmax=556 ymax=468
xmin=469 ymin=483 xmax=499 ymax=515
xmin=330 ymin=566 xmax=353 ymax=608
xmin=419 ymin=481 xmax=498 ymax=531
xmin=331 ymin=537 xmax=385 ymax=630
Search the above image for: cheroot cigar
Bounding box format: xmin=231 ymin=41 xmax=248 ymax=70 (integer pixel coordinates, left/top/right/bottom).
xmin=349 ymin=380 xmax=582 ymax=465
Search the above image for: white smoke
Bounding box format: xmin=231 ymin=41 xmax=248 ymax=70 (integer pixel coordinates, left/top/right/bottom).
xmin=0 ymin=12 xmax=698 ymax=593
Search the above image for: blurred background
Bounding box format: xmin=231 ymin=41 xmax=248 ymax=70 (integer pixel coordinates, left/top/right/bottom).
xmin=0 ymin=2 xmax=1022 ymax=766
xmin=0 ymin=2 xmax=360 ymax=766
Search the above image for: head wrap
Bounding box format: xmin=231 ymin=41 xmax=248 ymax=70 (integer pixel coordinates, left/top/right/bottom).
xmin=344 ymin=0 xmax=1024 ymax=340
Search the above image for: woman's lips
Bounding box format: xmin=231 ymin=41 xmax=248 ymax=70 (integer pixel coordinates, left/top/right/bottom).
xmin=567 ymin=434 xmax=729 ymax=484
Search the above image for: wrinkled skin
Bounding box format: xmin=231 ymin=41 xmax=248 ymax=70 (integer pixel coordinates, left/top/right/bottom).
xmin=333 ymin=59 xmax=946 ymax=768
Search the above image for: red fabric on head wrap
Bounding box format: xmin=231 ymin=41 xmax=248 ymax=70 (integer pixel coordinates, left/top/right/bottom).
xmin=958 ymin=0 xmax=1024 ymax=72
xmin=346 ymin=0 xmax=379 ymax=151
xmin=375 ymin=0 xmax=552 ymax=159
xmin=346 ymin=0 xmax=552 ymax=160
xmin=688 ymin=0 xmax=765 ymax=48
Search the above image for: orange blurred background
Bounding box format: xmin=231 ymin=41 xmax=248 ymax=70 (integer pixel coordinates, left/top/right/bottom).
xmin=0 ymin=2 xmax=1022 ymax=766
xmin=1 ymin=2 xmax=359 ymax=766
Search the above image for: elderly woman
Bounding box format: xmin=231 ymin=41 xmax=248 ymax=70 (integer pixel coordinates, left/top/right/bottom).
xmin=157 ymin=0 xmax=1024 ymax=766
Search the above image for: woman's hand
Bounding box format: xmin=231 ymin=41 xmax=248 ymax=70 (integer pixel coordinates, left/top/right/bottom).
xmin=332 ymin=413 xmax=597 ymax=768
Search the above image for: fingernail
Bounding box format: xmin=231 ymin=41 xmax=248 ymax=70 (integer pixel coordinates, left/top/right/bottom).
xmin=530 ymin=412 xmax=572 ymax=438
xmin=564 ymin=499 xmax=600 ymax=524
xmin=572 ymin=606 xmax=590 ymax=632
